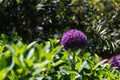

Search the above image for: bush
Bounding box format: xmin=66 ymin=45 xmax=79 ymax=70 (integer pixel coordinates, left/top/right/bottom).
xmin=0 ymin=37 xmax=120 ymax=80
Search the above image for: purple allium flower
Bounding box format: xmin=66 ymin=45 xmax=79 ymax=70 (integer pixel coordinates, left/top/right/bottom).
xmin=111 ymin=54 xmax=120 ymax=70
xmin=61 ymin=29 xmax=88 ymax=50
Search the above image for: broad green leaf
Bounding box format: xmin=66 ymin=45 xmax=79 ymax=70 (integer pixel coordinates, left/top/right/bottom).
xmin=26 ymin=41 xmax=37 ymax=49
xmin=0 ymin=67 xmax=9 ymax=80
xmin=11 ymin=41 xmax=26 ymax=55
xmin=53 ymin=60 xmax=66 ymax=67
xmin=33 ymin=60 xmax=50 ymax=69
xmin=78 ymin=60 xmax=87 ymax=72
xmin=24 ymin=59 xmax=34 ymax=68
xmin=0 ymin=45 xmax=4 ymax=53
xmin=83 ymin=52 xmax=91 ymax=58
xmin=5 ymin=58 xmax=15 ymax=77
xmin=75 ymin=57 xmax=82 ymax=70
xmin=32 ymin=68 xmax=46 ymax=76
xmin=61 ymin=51 xmax=69 ymax=61
xmin=44 ymin=41 xmax=50 ymax=53
xmin=93 ymin=54 xmax=99 ymax=63
xmin=26 ymin=48 xmax=35 ymax=60
xmin=47 ymin=46 xmax=62 ymax=60
xmin=49 ymin=38 xmax=60 ymax=48
xmin=68 ymin=71 xmax=76 ymax=80
xmin=5 ymin=45 xmax=15 ymax=54
xmin=0 ymin=55 xmax=7 ymax=70
xmin=92 ymin=59 xmax=108 ymax=70
xmin=16 ymin=68 xmax=23 ymax=74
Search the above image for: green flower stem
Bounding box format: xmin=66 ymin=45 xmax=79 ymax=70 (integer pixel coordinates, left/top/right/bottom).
xmin=72 ymin=51 xmax=76 ymax=70
xmin=73 ymin=51 xmax=75 ymax=61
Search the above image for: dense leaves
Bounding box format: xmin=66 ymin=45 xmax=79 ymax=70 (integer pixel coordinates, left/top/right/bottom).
xmin=0 ymin=0 xmax=120 ymax=79
xmin=0 ymin=37 xmax=119 ymax=80
xmin=0 ymin=0 xmax=120 ymax=56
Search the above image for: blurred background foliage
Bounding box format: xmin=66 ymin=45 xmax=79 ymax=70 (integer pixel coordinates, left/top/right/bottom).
xmin=0 ymin=0 xmax=120 ymax=56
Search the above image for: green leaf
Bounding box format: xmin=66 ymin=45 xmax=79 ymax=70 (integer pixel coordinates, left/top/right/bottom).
xmin=0 ymin=67 xmax=9 ymax=80
xmin=75 ymin=56 xmax=82 ymax=70
xmin=92 ymin=59 xmax=108 ymax=70
xmin=26 ymin=41 xmax=37 ymax=50
xmin=32 ymin=68 xmax=46 ymax=76
xmin=53 ymin=60 xmax=66 ymax=67
xmin=24 ymin=59 xmax=34 ymax=68
xmin=5 ymin=45 xmax=15 ymax=54
xmin=93 ymin=54 xmax=99 ymax=63
xmin=0 ymin=55 xmax=7 ymax=70
xmin=49 ymin=46 xmax=62 ymax=58
xmin=44 ymin=41 xmax=50 ymax=53
xmin=78 ymin=60 xmax=87 ymax=72
xmin=33 ymin=60 xmax=50 ymax=69
xmin=61 ymin=51 xmax=69 ymax=61
xmin=49 ymin=38 xmax=60 ymax=48
xmin=83 ymin=52 xmax=91 ymax=58
xmin=26 ymin=48 xmax=35 ymax=60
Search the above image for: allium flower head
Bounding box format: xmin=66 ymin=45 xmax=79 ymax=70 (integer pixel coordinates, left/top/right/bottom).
xmin=111 ymin=54 xmax=120 ymax=70
xmin=61 ymin=29 xmax=88 ymax=50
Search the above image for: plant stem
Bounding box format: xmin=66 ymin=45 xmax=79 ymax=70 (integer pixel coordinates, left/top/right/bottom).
xmin=72 ymin=51 xmax=76 ymax=70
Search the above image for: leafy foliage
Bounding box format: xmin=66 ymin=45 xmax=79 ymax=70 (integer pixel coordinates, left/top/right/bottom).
xmin=0 ymin=37 xmax=119 ymax=80
xmin=0 ymin=0 xmax=120 ymax=56
xmin=0 ymin=0 xmax=120 ymax=79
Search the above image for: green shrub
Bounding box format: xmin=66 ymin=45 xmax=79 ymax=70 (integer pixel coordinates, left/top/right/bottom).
xmin=0 ymin=37 xmax=119 ymax=80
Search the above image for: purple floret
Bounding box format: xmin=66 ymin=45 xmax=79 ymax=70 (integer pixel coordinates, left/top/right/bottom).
xmin=61 ymin=29 xmax=88 ymax=50
xmin=111 ymin=54 xmax=120 ymax=70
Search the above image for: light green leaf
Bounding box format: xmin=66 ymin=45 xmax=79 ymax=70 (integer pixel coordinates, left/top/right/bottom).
xmin=0 ymin=67 xmax=9 ymax=80
xmin=26 ymin=48 xmax=35 ymax=60
xmin=92 ymin=59 xmax=108 ymax=70
xmin=93 ymin=54 xmax=99 ymax=62
xmin=24 ymin=59 xmax=34 ymax=67
xmin=53 ymin=60 xmax=66 ymax=67
xmin=83 ymin=52 xmax=91 ymax=58
xmin=78 ymin=60 xmax=87 ymax=72
xmin=75 ymin=57 xmax=82 ymax=70
xmin=33 ymin=60 xmax=50 ymax=69
xmin=26 ymin=41 xmax=37 ymax=49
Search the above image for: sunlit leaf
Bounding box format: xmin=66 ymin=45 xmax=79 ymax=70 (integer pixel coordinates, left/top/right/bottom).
xmin=26 ymin=41 xmax=37 ymax=50
xmin=0 ymin=67 xmax=9 ymax=80
xmin=83 ymin=52 xmax=91 ymax=58
xmin=92 ymin=59 xmax=108 ymax=70
xmin=78 ymin=60 xmax=87 ymax=72
xmin=53 ymin=60 xmax=66 ymax=67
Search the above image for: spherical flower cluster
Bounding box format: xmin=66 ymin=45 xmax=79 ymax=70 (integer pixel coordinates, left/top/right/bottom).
xmin=111 ymin=54 xmax=120 ymax=70
xmin=61 ymin=29 xmax=88 ymax=50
